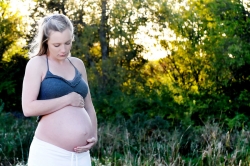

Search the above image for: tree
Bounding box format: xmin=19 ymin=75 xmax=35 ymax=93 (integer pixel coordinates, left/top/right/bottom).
xmin=0 ymin=0 xmax=28 ymax=113
xmin=146 ymin=0 xmax=250 ymax=125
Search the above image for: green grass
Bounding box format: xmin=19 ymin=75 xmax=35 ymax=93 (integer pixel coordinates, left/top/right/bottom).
xmin=1 ymin=112 xmax=250 ymax=166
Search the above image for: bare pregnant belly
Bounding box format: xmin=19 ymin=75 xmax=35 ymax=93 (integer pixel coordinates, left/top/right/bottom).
xmin=35 ymin=106 xmax=93 ymax=151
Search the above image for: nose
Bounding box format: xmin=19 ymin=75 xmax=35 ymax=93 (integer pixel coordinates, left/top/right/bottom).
xmin=60 ymin=44 xmax=66 ymax=53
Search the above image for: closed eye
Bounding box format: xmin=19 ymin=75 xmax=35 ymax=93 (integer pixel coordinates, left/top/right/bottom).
xmin=53 ymin=41 xmax=71 ymax=47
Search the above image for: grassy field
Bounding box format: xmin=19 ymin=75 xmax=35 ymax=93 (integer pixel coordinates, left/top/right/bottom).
xmin=1 ymin=112 xmax=250 ymax=166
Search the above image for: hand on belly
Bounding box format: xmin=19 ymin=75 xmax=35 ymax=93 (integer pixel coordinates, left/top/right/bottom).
xmin=74 ymin=137 xmax=97 ymax=153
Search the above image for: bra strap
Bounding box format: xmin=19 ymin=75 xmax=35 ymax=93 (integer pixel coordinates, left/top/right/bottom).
xmin=46 ymin=56 xmax=50 ymax=71
xmin=67 ymin=58 xmax=78 ymax=71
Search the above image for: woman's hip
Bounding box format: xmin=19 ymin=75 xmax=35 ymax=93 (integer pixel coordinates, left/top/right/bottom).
xmin=28 ymin=136 xmax=91 ymax=166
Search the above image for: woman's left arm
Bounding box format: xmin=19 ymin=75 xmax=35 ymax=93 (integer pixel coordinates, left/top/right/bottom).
xmin=73 ymin=57 xmax=98 ymax=152
xmin=84 ymin=91 xmax=98 ymax=140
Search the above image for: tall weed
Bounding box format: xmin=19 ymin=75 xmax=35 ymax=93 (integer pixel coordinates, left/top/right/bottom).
xmin=0 ymin=112 xmax=35 ymax=165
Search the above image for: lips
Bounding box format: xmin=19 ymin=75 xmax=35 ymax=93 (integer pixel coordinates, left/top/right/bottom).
xmin=59 ymin=53 xmax=68 ymax=57
xmin=58 ymin=52 xmax=70 ymax=57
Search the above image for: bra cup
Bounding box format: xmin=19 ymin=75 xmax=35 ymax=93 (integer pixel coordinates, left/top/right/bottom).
xmin=38 ymin=71 xmax=88 ymax=100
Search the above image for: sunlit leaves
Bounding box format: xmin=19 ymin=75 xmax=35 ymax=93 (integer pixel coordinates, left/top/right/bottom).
xmin=0 ymin=0 xmax=24 ymax=60
xmin=137 ymin=0 xmax=250 ymax=123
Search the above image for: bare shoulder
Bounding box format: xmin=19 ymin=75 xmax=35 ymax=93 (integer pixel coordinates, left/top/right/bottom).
xmin=25 ymin=55 xmax=47 ymax=74
xmin=27 ymin=55 xmax=46 ymax=66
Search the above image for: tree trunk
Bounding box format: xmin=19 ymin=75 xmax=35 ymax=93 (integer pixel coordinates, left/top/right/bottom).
xmin=99 ymin=0 xmax=109 ymax=60
xmin=99 ymin=0 xmax=109 ymax=89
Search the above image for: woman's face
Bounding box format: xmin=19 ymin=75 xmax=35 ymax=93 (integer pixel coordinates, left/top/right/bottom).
xmin=47 ymin=28 xmax=72 ymax=60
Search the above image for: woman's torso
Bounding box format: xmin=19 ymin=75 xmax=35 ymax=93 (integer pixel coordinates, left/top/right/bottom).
xmin=35 ymin=56 xmax=92 ymax=151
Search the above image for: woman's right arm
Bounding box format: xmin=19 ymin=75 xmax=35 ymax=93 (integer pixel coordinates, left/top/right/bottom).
xmin=22 ymin=57 xmax=83 ymax=117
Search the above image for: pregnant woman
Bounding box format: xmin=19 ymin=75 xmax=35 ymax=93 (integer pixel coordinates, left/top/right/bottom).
xmin=22 ymin=14 xmax=97 ymax=166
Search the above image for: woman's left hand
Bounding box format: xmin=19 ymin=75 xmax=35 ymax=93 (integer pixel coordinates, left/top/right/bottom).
xmin=74 ymin=137 xmax=97 ymax=153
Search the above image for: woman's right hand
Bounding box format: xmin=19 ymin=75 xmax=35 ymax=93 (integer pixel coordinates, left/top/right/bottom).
xmin=67 ymin=92 xmax=85 ymax=107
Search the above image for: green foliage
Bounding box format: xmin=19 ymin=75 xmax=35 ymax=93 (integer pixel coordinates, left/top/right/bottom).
xmin=0 ymin=99 xmax=4 ymax=113
xmin=226 ymin=113 xmax=249 ymax=130
xmin=138 ymin=0 xmax=250 ymax=126
xmin=0 ymin=0 xmax=24 ymax=60
xmin=0 ymin=0 xmax=28 ymax=113
xmin=0 ymin=0 xmax=249 ymax=129
xmin=0 ymin=55 xmax=28 ymax=112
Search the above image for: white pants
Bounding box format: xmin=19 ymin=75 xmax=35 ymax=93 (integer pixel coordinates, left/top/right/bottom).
xmin=28 ymin=137 xmax=91 ymax=166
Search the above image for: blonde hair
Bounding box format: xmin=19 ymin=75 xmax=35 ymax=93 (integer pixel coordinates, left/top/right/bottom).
xmin=28 ymin=14 xmax=74 ymax=58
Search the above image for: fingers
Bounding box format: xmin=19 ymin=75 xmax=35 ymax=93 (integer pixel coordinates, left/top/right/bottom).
xmin=74 ymin=143 xmax=94 ymax=153
xmin=74 ymin=146 xmax=87 ymax=153
xmin=78 ymin=94 xmax=84 ymax=107
xmin=87 ymin=137 xmax=96 ymax=143
xmin=69 ymin=93 xmax=85 ymax=107
xmin=79 ymin=99 xmax=84 ymax=107
xmin=74 ymin=137 xmax=97 ymax=153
